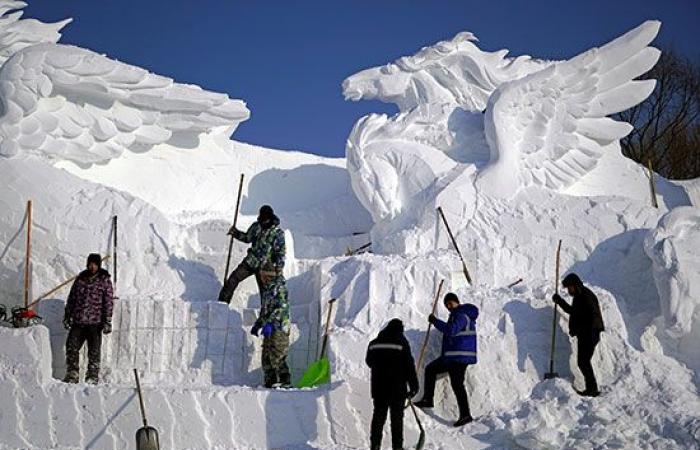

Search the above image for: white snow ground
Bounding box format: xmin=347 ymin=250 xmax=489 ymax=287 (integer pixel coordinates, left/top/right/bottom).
xmin=1 ymin=3 xmax=699 ymax=449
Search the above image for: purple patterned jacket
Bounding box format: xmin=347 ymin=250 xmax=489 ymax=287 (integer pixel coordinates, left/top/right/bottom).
xmin=65 ymin=269 xmax=114 ymax=325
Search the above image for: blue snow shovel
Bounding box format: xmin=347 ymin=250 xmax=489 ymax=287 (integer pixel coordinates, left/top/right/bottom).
xmin=134 ymin=369 xmax=160 ymax=450
xmin=296 ymin=298 xmax=337 ymax=388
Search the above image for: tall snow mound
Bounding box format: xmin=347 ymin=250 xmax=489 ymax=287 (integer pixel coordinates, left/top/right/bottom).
xmin=1 ymin=4 xmax=700 ymax=449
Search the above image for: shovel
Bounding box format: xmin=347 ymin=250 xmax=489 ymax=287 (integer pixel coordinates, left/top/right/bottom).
xmin=408 ymin=400 xmax=426 ymax=450
xmin=296 ymin=298 xmax=337 ymax=388
xmin=544 ymin=240 xmax=563 ymax=380
xmin=134 ymin=369 xmax=160 ymax=450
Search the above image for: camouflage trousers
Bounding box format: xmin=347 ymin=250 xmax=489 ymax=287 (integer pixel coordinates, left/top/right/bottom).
xmin=65 ymin=324 xmax=103 ymax=383
xmin=219 ymin=262 xmax=263 ymax=304
xmin=262 ymin=330 xmax=290 ymax=387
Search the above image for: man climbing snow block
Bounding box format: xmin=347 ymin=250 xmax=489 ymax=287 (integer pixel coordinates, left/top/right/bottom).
xmin=414 ymin=292 xmax=477 ymax=427
xmin=218 ymin=205 xmax=283 ymax=304
xmin=552 ymin=273 xmax=605 ymax=397
xmin=366 ymin=318 xmax=419 ymax=450
xmin=63 ymin=253 xmax=114 ymax=384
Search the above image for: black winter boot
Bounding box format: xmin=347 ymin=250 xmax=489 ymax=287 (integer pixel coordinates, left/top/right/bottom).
xmin=63 ymin=370 xmax=79 ymax=384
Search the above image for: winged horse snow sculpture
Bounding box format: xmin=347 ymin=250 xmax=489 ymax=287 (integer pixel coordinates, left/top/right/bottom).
xmin=0 ymin=1 xmax=249 ymax=166
xmin=343 ymin=21 xmax=661 ymax=222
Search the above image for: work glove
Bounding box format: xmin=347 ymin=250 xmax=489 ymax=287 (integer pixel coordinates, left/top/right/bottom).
xmin=102 ymin=322 xmax=112 ymax=335
xmin=428 ymin=313 xmax=437 ymax=324
xmin=250 ymin=322 xmax=262 ymax=336
xmin=62 ymin=315 xmax=72 ymax=330
xmin=262 ymin=323 xmax=274 ymax=338
xmin=552 ymin=293 xmax=563 ymax=304
xmin=227 ymin=226 xmax=239 ymax=236
xmin=407 ymin=389 xmax=418 ymax=399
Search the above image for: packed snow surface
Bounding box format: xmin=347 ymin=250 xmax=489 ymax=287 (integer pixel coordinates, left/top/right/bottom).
xmin=1 ymin=2 xmax=699 ymax=449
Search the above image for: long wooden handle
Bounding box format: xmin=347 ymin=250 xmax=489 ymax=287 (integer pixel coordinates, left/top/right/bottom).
xmin=24 ymin=200 xmax=32 ymax=308
xmin=113 ymin=216 xmax=118 ymax=289
xmin=319 ymin=298 xmax=337 ymax=358
xmin=647 ymin=158 xmax=658 ymax=208
xmin=417 ymin=279 xmax=444 ymax=371
xmin=133 ymin=369 xmax=148 ymax=427
xmin=547 ymin=240 xmax=563 ymax=376
xmin=223 ymin=174 xmax=245 ymax=284
xmin=437 ymin=207 xmax=472 ymax=285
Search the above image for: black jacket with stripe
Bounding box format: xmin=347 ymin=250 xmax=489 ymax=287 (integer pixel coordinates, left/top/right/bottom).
xmin=365 ymin=328 xmax=419 ymax=400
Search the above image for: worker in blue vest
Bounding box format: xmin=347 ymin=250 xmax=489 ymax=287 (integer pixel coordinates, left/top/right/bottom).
xmin=414 ymin=292 xmax=478 ymax=427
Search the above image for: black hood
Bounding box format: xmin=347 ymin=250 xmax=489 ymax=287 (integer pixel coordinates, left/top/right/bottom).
xmin=562 ymin=273 xmax=584 ymax=288
xmin=379 ymin=318 xmax=404 ymax=337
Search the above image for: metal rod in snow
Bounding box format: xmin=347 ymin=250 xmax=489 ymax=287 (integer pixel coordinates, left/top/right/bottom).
xmin=437 ymin=206 xmax=472 ymax=285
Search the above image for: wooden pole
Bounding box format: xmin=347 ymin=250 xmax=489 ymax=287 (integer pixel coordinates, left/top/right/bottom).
xmin=27 ymin=255 xmax=111 ymax=309
xmin=24 ymin=200 xmax=32 ymax=308
xmin=647 ymin=158 xmax=659 ymax=209
xmin=319 ymin=298 xmax=338 ymax=359
xmin=545 ymin=240 xmax=563 ymax=379
xmin=416 ymin=279 xmax=445 ymax=371
xmin=223 ymin=174 xmax=245 ymax=285
xmin=437 ymin=207 xmax=472 ymax=285
xmin=113 ymin=215 xmax=118 ymax=290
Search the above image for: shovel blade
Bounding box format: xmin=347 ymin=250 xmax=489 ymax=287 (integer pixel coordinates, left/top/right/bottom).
xmin=136 ymin=426 xmax=160 ymax=450
xmin=296 ymin=357 xmax=330 ymax=388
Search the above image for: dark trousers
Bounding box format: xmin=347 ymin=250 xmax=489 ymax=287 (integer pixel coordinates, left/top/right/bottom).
xmin=65 ymin=324 xmax=103 ymax=381
xmin=219 ymin=261 xmax=262 ymax=303
xmin=422 ymin=358 xmax=471 ymax=418
xmin=370 ymin=397 xmax=404 ymax=450
xmin=577 ymin=331 xmax=601 ymax=392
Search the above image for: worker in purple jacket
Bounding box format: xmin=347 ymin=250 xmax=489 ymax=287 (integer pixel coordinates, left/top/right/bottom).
xmin=63 ymin=253 xmax=114 ymax=384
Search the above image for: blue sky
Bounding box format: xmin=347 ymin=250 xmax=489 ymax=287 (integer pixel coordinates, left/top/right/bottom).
xmin=23 ymin=0 xmax=700 ymax=158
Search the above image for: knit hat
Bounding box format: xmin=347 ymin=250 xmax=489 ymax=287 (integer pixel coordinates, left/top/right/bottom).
xmin=86 ymin=253 xmax=102 ymax=268
xmin=443 ymin=292 xmax=460 ymax=306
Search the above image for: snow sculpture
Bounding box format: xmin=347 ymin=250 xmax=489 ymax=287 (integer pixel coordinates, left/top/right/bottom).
xmin=0 ymin=1 xmax=250 ymax=165
xmin=344 ymin=21 xmax=661 ymax=223
xmin=644 ymin=207 xmax=700 ymax=339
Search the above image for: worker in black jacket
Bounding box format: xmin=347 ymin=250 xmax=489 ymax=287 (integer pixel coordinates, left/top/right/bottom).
xmin=365 ymin=318 xmax=419 ymax=450
xmin=552 ymin=273 xmax=605 ymax=397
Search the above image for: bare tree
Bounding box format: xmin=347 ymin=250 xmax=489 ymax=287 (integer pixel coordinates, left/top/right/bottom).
xmin=615 ymin=48 xmax=700 ymax=180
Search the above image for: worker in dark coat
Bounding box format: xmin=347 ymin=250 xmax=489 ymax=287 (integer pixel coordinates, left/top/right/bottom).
xmin=63 ymin=253 xmax=114 ymax=384
xmin=552 ymin=273 xmax=605 ymax=397
xmin=414 ymin=293 xmax=478 ymax=427
xmin=365 ymin=318 xmax=419 ymax=450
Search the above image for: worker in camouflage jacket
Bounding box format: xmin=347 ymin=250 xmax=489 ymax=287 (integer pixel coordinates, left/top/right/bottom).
xmin=246 ymin=209 xmax=291 ymax=388
xmin=218 ymin=205 xmax=280 ymax=304
xmin=63 ymin=253 xmax=114 ymax=384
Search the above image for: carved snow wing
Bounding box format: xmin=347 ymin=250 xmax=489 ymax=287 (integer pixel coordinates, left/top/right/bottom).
xmin=0 ymin=1 xmax=250 ymax=165
xmin=478 ymin=20 xmax=660 ymax=197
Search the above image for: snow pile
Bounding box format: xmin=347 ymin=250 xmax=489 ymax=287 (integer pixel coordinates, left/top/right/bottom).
xmin=1 ymin=3 xmax=700 ymax=449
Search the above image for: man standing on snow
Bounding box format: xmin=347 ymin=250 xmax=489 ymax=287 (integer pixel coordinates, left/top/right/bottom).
xmin=552 ymin=273 xmax=605 ymax=397
xmin=246 ymin=208 xmax=291 ymax=388
xmin=218 ymin=205 xmax=280 ymax=304
xmin=366 ymin=318 xmax=419 ymax=450
xmin=63 ymin=253 xmax=114 ymax=384
xmin=414 ymin=292 xmax=477 ymax=427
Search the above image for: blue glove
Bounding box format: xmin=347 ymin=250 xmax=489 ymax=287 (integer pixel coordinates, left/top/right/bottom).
xmin=250 ymin=323 xmax=262 ymax=336
xmin=262 ymin=323 xmax=274 ymax=338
